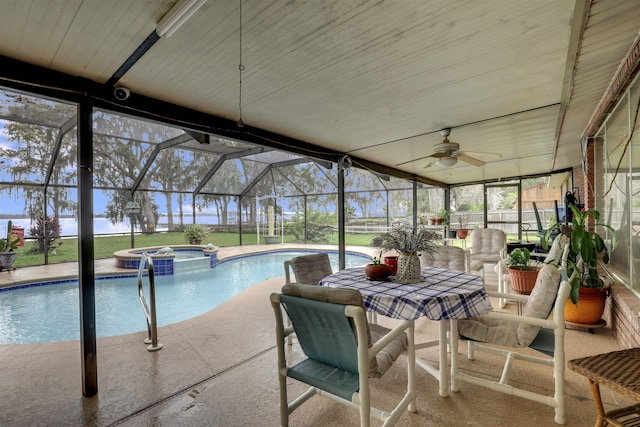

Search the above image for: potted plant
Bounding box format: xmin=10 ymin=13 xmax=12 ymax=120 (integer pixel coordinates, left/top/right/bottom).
xmin=506 ymin=247 xmax=540 ymax=295
xmin=184 ymin=224 xmax=208 ymax=245
xmin=435 ymin=209 xmax=450 ymax=225
xmin=380 ymin=223 xmax=440 ymax=283
xmin=455 ymin=214 xmax=469 ymax=239
xmin=0 ymin=220 xmax=21 ymax=270
xmin=543 ymin=205 xmax=616 ymax=325
xmin=364 ymin=250 xmax=393 ymax=280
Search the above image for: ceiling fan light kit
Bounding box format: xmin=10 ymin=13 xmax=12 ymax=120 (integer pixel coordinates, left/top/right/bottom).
xmin=436 ymin=157 xmax=458 ymax=168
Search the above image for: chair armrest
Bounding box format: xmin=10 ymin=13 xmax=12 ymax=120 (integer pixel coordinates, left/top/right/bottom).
xmin=486 ymin=290 xmax=529 ymax=302
xmin=368 ymin=319 xmax=412 ymax=356
xmin=479 ymin=310 xmax=558 ymax=329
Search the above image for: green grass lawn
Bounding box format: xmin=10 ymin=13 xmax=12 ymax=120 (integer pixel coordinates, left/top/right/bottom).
xmin=12 ymin=231 xmax=384 ymax=268
xmin=11 ymin=229 xmax=535 ymax=269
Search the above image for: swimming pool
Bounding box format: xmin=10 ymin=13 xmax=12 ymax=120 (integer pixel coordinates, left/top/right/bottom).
xmin=0 ymin=251 xmax=369 ymax=344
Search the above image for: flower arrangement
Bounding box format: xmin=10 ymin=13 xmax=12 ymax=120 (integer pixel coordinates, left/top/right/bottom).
xmin=380 ymin=222 xmax=440 ymax=254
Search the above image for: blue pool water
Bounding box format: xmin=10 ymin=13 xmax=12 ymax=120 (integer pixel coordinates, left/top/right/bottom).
xmin=0 ymin=251 xmax=370 ymax=344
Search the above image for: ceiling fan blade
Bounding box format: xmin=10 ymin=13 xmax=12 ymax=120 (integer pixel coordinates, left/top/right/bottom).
xmin=457 ymin=154 xmax=486 ymax=166
xmin=423 ymin=161 xmax=434 ymax=169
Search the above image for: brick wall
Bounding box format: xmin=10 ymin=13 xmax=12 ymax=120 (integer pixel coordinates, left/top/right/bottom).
xmin=603 ymin=283 xmax=640 ymax=349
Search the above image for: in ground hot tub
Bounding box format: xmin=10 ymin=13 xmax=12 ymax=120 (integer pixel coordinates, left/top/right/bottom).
xmin=114 ymin=244 xmax=219 ymax=275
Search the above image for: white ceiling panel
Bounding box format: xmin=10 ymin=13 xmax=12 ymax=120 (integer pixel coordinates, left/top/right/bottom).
xmin=0 ymin=0 xmax=638 ymax=186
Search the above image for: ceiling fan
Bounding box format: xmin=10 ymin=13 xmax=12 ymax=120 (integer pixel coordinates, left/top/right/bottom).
xmin=423 ymin=128 xmax=501 ymax=169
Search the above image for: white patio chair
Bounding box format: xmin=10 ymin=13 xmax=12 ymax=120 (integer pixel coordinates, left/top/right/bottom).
xmin=420 ymin=245 xmax=469 ymax=273
xmin=454 ymin=245 xmax=571 ymax=425
xmin=467 ymin=228 xmax=507 ymax=304
xmin=283 ymin=253 xmax=334 ymax=344
xmin=271 ymin=283 xmax=416 ymax=426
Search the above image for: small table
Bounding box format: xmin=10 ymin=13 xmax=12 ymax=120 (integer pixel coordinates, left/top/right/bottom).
xmin=568 ymin=348 xmax=640 ymax=427
xmin=506 ymin=241 xmax=536 ymax=254
xmin=318 ymin=266 xmax=492 ymax=396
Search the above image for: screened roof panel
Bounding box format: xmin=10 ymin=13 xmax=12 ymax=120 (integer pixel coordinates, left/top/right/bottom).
xmin=0 ymin=89 xmax=76 ymax=128
xmin=49 ymin=131 xmax=78 ymax=186
xmin=272 ymin=162 xmax=338 ymax=196
xmin=345 ymin=167 xmax=388 ymax=192
xmin=182 ymin=135 xmax=257 ymax=156
xmin=93 ymin=110 xmax=185 ymax=143
xmin=201 ymin=158 xmax=260 ymax=195
xmin=243 ymin=150 xmax=299 ymax=164
xmin=150 ymin=147 xmax=219 ymax=192
xmin=384 ymin=175 xmax=413 ymax=190
xmin=93 ymin=135 xmax=154 ymax=189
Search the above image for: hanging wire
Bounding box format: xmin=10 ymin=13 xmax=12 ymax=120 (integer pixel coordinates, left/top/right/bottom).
xmin=237 ymin=0 xmax=245 ymax=127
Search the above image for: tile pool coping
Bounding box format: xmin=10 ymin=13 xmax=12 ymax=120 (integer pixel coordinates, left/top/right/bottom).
xmin=0 ymin=246 xmax=374 ymax=292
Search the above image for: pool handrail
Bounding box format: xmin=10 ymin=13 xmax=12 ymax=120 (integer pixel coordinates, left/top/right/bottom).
xmin=138 ymin=253 xmax=163 ymax=352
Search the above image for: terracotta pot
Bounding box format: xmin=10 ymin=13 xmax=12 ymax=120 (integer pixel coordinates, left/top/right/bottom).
xmin=364 ymin=263 xmax=392 ymax=280
xmin=384 ymin=256 xmax=398 ymax=275
xmin=456 ymin=228 xmax=469 ymax=239
xmin=508 ymin=266 xmax=540 ymax=295
xmin=564 ymin=286 xmax=610 ymax=325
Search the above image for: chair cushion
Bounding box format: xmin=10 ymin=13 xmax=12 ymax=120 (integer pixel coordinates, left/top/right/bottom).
xmin=282 ymin=283 xmax=382 ymax=377
xmin=290 ymin=253 xmax=333 ymax=285
xmin=543 ymin=234 xmax=569 ymax=266
xmin=369 ymin=323 xmax=408 ymax=377
xmin=469 ymin=259 xmax=484 ymax=273
xmin=469 ymin=229 xmax=506 ymax=258
xmin=458 ymin=264 xmax=561 ymax=348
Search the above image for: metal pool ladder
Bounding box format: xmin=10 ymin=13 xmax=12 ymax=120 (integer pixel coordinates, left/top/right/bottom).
xmin=138 ymin=253 xmax=163 ymax=351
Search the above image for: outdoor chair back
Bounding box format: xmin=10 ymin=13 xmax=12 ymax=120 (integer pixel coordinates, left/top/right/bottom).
xmin=271 ymin=283 xmax=416 ymax=426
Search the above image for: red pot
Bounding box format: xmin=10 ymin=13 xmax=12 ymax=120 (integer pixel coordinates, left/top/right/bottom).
xmin=384 ymin=256 xmax=398 ymax=275
xmin=456 ymin=228 xmax=469 ymax=239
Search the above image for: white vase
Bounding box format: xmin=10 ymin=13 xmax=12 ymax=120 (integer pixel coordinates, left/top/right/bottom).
xmin=396 ymin=252 xmax=422 ymax=283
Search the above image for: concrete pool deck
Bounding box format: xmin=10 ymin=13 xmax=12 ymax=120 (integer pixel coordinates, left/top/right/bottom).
xmin=0 ymin=244 xmax=631 ymax=426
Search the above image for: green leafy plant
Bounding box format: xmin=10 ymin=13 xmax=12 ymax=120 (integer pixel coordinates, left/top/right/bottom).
xmin=506 ymin=247 xmax=537 ymax=271
xmin=1 ymin=220 xmax=20 ymax=252
xmin=543 ymin=205 xmax=617 ymax=305
xmin=436 ymin=209 xmax=451 ymax=224
xmin=370 ymin=250 xmax=385 ymax=265
xmin=184 ymin=224 xmax=209 ymax=244
xmin=457 ymin=213 xmax=467 ymax=228
xmin=380 ymin=222 xmax=440 ymax=254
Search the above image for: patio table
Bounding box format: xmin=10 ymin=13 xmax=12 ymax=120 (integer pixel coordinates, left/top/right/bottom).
xmin=318 ymin=266 xmax=492 ymax=396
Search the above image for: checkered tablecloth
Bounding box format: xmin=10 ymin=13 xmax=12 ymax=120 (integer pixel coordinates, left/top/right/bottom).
xmin=318 ymin=266 xmax=493 ymax=321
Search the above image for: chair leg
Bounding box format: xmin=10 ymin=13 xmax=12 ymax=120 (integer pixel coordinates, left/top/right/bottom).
xmin=279 ymin=367 xmax=289 ymax=426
